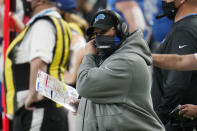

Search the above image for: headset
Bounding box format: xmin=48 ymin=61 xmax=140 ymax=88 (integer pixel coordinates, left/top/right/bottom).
xmin=90 ymin=9 xmax=129 ymax=39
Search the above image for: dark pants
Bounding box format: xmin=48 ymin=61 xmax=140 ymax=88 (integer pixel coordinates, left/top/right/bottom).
xmin=0 ymin=37 xmax=2 ymax=45
xmin=165 ymin=120 xmax=197 ymax=131
xmin=13 ymin=100 xmax=68 ymax=131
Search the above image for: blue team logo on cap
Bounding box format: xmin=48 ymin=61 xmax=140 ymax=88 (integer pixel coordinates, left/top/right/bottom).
xmin=94 ymin=14 xmax=105 ymax=24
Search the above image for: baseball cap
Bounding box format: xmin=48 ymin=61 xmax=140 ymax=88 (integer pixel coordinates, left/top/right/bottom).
xmin=87 ymin=13 xmax=115 ymax=36
xmin=52 ymin=0 xmax=76 ymax=13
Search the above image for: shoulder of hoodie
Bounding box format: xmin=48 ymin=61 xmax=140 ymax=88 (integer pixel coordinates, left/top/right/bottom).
xmin=109 ymin=49 xmax=148 ymax=70
xmin=108 ymin=30 xmax=151 ymax=67
xmin=114 ymin=30 xmax=148 ymax=59
xmin=126 ymin=29 xmax=144 ymax=42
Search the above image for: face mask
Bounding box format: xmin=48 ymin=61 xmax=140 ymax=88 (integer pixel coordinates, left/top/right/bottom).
xmin=95 ymin=35 xmax=121 ymax=61
xmin=22 ymin=0 xmax=32 ymax=17
xmin=162 ymin=1 xmax=178 ymax=20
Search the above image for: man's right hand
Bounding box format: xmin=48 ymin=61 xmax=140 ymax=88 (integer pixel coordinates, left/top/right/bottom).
xmin=25 ymin=92 xmax=44 ymax=111
xmin=85 ymin=39 xmax=97 ymax=55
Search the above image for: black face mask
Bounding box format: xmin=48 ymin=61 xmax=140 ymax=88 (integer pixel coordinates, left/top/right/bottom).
xmin=95 ymin=35 xmax=121 ymax=64
xmin=162 ymin=1 xmax=178 ymax=20
xmin=22 ymin=0 xmax=32 ymax=17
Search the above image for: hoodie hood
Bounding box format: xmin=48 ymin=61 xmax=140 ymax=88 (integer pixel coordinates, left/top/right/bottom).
xmin=117 ymin=30 xmax=152 ymax=65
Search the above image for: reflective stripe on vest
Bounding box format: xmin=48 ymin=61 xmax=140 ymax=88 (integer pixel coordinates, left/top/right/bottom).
xmin=47 ymin=17 xmax=71 ymax=82
xmin=69 ymin=22 xmax=84 ymax=37
xmin=5 ymin=27 xmax=30 ymax=116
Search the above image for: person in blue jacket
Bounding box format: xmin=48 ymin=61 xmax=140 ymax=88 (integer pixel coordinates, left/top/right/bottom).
xmin=107 ymin=0 xmax=152 ymax=42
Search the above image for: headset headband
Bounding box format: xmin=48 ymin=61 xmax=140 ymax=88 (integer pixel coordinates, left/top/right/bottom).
xmin=90 ymin=9 xmax=129 ymax=39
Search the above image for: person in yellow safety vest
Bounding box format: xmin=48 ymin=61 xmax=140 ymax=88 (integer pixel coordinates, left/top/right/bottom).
xmin=4 ymin=0 xmax=72 ymax=130
xmin=55 ymin=0 xmax=88 ymax=86
xmin=63 ymin=14 xmax=88 ymax=86
xmin=54 ymin=1 xmax=88 ymax=131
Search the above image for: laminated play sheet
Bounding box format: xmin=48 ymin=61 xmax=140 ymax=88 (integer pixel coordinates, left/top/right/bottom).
xmin=36 ymin=70 xmax=79 ymax=112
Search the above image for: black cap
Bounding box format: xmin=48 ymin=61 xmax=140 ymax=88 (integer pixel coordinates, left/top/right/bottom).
xmin=87 ymin=13 xmax=115 ymax=36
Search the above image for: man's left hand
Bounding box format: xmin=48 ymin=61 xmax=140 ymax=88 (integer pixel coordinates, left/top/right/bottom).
xmin=70 ymin=99 xmax=80 ymax=115
xmin=179 ymin=104 xmax=197 ymax=119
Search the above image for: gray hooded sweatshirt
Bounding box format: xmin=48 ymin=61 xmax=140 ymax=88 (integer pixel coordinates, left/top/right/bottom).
xmin=76 ymin=30 xmax=165 ymax=131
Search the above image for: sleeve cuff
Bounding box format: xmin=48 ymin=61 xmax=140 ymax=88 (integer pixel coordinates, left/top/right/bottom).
xmin=194 ymin=53 xmax=197 ymax=60
xmin=29 ymin=52 xmax=52 ymax=63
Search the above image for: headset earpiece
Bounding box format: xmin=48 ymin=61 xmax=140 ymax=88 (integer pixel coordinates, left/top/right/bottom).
xmin=121 ymin=22 xmax=128 ymax=36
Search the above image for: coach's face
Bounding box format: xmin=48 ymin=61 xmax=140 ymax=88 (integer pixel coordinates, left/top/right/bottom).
xmin=93 ymin=27 xmax=116 ymax=38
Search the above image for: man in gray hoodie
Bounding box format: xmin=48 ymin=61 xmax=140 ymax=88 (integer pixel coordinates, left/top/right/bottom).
xmin=76 ymin=9 xmax=165 ymax=131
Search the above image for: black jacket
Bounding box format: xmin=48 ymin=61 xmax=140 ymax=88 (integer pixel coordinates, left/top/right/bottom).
xmin=152 ymin=15 xmax=197 ymax=125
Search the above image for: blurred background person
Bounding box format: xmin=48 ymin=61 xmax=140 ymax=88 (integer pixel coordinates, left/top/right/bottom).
xmin=144 ymin=0 xmax=173 ymax=52
xmin=55 ymin=0 xmax=88 ymax=88
xmin=150 ymin=0 xmax=173 ymax=43
xmin=107 ymin=0 xmax=152 ymax=43
xmin=0 ymin=0 xmax=5 ymax=129
xmin=54 ymin=0 xmax=88 ymax=131
xmin=0 ymin=0 xmax=3 ymax=42
xmin=9 ymin=0 xmax=25 ymax=33
xmin=75 ymin=0 xmax=107 ymax=23
xmin=107 ymin=0 xmax=146 ymax=33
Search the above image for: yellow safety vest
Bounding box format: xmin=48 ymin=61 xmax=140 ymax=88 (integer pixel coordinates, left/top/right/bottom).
xmin=68 ymin=22 xmax=84 ymax=37
xmin=4 ymin=16 xmax=72 ymax=116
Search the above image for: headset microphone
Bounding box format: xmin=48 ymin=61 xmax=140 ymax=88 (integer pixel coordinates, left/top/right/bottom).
xmin=156 ymin=14 xmax=166 ymax=19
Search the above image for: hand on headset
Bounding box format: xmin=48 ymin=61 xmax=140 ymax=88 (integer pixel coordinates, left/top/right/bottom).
xmin=84 ymin=39 xmax=98 ymax=56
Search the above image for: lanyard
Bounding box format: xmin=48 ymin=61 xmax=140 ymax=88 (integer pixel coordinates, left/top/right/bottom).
xmin=26 ymin=8 xmax=57 ymax=26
